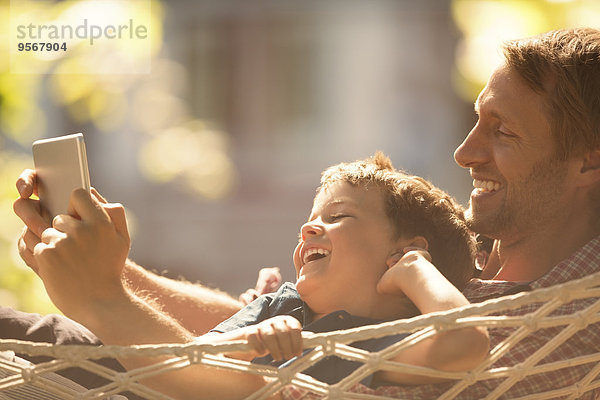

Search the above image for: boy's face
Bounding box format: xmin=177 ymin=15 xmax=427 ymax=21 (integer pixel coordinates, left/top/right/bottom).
xmin=293 ymin=181 xmax=409 ymax=319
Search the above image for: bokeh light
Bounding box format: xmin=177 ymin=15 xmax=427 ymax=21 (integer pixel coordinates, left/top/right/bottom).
xmin=451 ymin=0 xmax=600 ymax=101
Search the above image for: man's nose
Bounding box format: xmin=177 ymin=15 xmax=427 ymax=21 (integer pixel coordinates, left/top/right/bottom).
xmin=454 ymin=122 xmax=489 ymax=168
xmin=300 ymin=221 xmax=324 ymax=241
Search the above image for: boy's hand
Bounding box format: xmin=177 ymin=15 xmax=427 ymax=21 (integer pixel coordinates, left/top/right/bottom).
xmin=32 ymin=188 xmax=131 ymax=324
xmin=243 ymin=315 xmax=303 ymax=361
xmin=376 ymin=247 xmax=432 ymax=295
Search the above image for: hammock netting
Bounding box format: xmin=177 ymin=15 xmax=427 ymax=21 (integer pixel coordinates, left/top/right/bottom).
xmin=1 ymin=271 xmax=600 ymax=400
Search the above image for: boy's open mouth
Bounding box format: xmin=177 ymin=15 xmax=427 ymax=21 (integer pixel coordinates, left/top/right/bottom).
xmin=303 ymin=248 xmax=330 ymax=265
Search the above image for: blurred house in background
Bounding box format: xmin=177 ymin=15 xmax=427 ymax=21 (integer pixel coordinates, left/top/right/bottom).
xmin=95 ymin=0 xmax=469 ymax=295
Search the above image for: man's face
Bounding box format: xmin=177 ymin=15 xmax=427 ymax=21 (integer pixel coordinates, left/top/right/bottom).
xmin=454 ymin=64 xmax=570 ymax=239
xmin=292 ymin=181 xmax=407 ymax=318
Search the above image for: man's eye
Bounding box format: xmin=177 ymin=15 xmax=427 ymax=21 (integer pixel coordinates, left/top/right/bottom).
xmin=496 ymin=126 xmax=516 ymax=138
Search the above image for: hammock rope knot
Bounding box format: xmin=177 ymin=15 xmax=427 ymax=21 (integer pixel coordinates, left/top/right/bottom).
xmin=113 ymin=372 xmax=127 ymax=387
xmin=189 ymin=349 xmax=201 ymax=364
xmin=574 ymin=311 xmax=589 ymax=330
xmin=277 ymin=367 xmax=293 ymax=384
xmin=324 ymin=340 xmax=335 ymax=355
xmin=463 ymin=371 xmax=477 ymax=385
xmin=327 ymin=386 xmax=343 ymax=399
xmin=367 ymin=353 xmax=382 ymax=369
xmin=523 ymin=314 xmax=539 ymax=332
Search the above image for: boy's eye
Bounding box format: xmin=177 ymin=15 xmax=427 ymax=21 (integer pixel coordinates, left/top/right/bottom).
xmin=329 ymin=214 xmax=348 ymax=221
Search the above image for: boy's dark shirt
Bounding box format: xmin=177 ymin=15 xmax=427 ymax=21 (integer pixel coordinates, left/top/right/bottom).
xmin=210 ymin=282 xmax=406 ymax=386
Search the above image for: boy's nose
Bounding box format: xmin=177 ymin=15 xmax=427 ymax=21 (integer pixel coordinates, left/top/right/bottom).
xmin=300 ymin=221 xmax=324 ymax=241
xmin=454 ymin=123 xmax=489 ymax=168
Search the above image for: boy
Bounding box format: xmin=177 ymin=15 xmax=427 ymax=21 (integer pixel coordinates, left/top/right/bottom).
xmin=32 ymin=152 xmax=488 ymax=399
xmin=202 ymin=152 xmax=487 ymax=388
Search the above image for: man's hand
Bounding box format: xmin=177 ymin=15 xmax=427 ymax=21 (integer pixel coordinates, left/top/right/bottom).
xmin=239 ymin=267 xmax=282 ymax=305
xmin=13 ymin=169 xmax=48 ymax=273
xmin=32 ymin=188 xmax=131 ymax=324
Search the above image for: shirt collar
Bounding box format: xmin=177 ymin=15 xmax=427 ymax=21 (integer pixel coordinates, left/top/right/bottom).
xmin=464 ymin=235 xmax=600 ymax=301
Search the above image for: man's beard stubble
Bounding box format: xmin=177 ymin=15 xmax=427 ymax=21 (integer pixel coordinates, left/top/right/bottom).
xmin=465 ymin=156 xmax=568 ymax=240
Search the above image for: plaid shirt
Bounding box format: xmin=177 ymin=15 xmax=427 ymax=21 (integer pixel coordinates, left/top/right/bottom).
xmin=281 ymin=235 xmax=600 ymax=399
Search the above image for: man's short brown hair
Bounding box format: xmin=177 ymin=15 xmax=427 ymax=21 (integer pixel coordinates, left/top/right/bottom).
xmin=503 ymin=28 xmax=600 ymax=160
xmin=503 ymin=28 xmax=600 ymax=220
xmin=318 ymin=152 xmax=476 ymax=290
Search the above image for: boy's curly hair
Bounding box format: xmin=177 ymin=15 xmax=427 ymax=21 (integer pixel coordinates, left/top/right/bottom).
xmin=318 ymin=152 xmax=477 ymax=290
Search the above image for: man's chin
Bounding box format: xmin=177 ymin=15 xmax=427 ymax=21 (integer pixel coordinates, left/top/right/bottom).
xmin=465 ymin=209 xmax=504 ymax=238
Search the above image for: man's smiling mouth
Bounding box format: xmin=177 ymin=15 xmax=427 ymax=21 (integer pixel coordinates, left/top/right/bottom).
xmin=473 ymin=179 xmax=501 ymax=193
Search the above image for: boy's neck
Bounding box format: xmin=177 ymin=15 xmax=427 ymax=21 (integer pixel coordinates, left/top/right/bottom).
xmin=308 ymin=300 xmax=418 ymax=323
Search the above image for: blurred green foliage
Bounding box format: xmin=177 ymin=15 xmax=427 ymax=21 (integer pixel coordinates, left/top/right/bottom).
xmin=0 ymin=0 xmax=165 ymax=313
xmin=0 ymin=0 xmax=238 ymax=313
xmin=452 ymin=0 xmax=600 ymax=101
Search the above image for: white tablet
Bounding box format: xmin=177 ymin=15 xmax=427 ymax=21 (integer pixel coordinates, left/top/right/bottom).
xmin=32 ymin=133 xmax=91 ymax=218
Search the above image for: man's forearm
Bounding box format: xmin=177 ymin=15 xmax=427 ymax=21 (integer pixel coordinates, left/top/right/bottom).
xmin=122 ymin=260 xmax=243 ymax=335
xmin=85 ymin=290 xmax=278 ymax=400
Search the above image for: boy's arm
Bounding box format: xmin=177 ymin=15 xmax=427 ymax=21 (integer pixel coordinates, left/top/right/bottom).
xmin=376 ymin=249 xmax=489 ymax=385
xmin=32 ymin=188 xmax=280 ymax=400
xmin=202 ymin=315 xmax=303 ymax=362
xmin=14 ymin=169 xmax=242 ymax=335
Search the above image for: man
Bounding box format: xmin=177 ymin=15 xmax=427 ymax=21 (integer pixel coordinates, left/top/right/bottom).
xmin=309 ymin=26 xmax=600 ymax=399
xmin=6 ymin=27 xmax=600 ymax=398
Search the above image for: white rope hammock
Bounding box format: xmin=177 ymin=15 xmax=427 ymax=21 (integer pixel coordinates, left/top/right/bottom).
xmin=2 ymin=271 xmax=600 ymax=400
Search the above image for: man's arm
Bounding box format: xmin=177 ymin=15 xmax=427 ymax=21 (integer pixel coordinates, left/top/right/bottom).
xmin=14 ymin=169 xmax=242 ymax=335
xmin=122 ymin=260 xmax=242 ymax=335
xmin=377 ymin=248 xmax=489 ymax=384
xmin=33 ymin=188 xmax=280 ymax=400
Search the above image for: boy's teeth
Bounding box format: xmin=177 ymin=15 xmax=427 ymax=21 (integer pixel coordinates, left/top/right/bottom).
xmin=303 ymin=248 xmax=330 ymax=264
xmin=473 ymin=179 xmax=500 ymax=192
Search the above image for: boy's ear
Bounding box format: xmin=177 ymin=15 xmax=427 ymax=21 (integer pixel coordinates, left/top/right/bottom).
xmin=399 ymin=236 xmax=428 ymax=251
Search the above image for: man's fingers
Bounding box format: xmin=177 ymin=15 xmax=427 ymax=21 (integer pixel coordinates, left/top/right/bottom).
xmin=52 ymin=214 xmax=80 ymax=234
xmin=68 ymin=188 xmax=110 ymax=223
xmin=16 ymin=169 xmax=36 ymax=198
xmin=21 ymin=227 xmax=41 ymax=251
xmin=14 ymin=197 xmax=49 ymax=237
xmin=255 ymin=267 xmax=282 ymax=294
xmin=91 ymin=187 xmax=107 ymax=204
xmin=103 ymin=203 xmax=130 ymax=239
xmin=18 ymin=233 xmax=37 ymax=273
xmin=40 ymin=227 xmax=66 ymax=245
xmin=239 ymin=289 xmax=259 ymax=305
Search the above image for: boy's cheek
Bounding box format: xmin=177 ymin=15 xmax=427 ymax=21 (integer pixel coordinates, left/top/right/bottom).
xmin=292 ymin=245 xmax=302 ymax=276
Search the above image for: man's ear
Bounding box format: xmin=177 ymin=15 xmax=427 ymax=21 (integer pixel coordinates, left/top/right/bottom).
xmin=579 ymin=148 xmax=600 ymax=185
